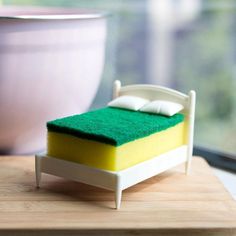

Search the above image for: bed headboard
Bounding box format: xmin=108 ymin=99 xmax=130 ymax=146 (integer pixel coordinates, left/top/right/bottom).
xmin=112 ymin=80 xmax=196 ymax=174
xmin=113 ymin=80 xmax=194 ymax=115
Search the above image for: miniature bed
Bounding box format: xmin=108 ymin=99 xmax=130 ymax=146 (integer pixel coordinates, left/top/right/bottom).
xmin=35 ymin=80 xmax=196 ymax=209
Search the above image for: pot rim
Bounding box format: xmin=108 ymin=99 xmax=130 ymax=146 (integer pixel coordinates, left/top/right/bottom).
xmin=0 ymin=6 xmax=108 ymax=20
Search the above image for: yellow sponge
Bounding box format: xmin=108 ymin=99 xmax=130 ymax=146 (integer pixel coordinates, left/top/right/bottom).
xmin=47 ymin=122 xmax=186 ymax=171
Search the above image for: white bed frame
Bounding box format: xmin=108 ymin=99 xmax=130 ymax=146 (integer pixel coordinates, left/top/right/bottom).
xmin=35 ymin=80 xmax=196 ymax=209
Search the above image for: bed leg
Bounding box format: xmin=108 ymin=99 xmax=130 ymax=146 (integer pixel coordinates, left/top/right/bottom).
xmin=185 ymin=146 xmax=193 ymax=175
xmin=115 ymin=174 xmax=122 ymax=209
xmin=35 ymin=155 xmax=42 ymax=188
xmin=115 ymin=188 xmax=122 ymax=210
xmin=185 ymin=160 xmax=191 ymax=175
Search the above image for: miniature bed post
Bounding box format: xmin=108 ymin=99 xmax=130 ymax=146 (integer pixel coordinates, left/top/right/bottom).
xmin=115 ymin=174 xmax=122 ymax=209
xmin=113 ymin=80 xmax=122 ymax=209
xmin=113 ymin=80 xmax=121 ymax=99
xmin=185 ymin=90 xmax=196 ymax=175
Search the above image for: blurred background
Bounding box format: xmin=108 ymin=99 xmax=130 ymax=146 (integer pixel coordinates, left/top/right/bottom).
xmin=0 ymin=0 xmax=235 ymax=171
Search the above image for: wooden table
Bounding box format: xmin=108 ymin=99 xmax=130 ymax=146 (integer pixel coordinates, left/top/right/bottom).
xmin=0 ymin=156 xmax=235 ymax=236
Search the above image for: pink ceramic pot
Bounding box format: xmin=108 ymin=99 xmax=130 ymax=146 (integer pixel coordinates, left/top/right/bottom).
xmin=0 ymin=6 xmax=107 ymax=154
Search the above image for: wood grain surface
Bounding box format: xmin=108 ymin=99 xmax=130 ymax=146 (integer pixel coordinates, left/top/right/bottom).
xmin=0 ymin=156 xmax=235 ymax=236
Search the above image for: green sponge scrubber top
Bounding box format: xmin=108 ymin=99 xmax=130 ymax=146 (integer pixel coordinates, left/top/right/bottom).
xmin=47 ymin=107 xmax=184 ymax=146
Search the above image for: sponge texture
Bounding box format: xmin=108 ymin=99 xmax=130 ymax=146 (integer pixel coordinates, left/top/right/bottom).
xmin=47 ymin=122 xmax=186 ymax=171
xmin=47 ymin=107 xmax=184 ymax=146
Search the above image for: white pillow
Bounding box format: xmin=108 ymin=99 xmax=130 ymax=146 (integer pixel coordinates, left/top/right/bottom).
xmin=140 ymin=100 xmax=184 ymax=116
xmin=108 ymin=95 xmax=149 ymax=111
